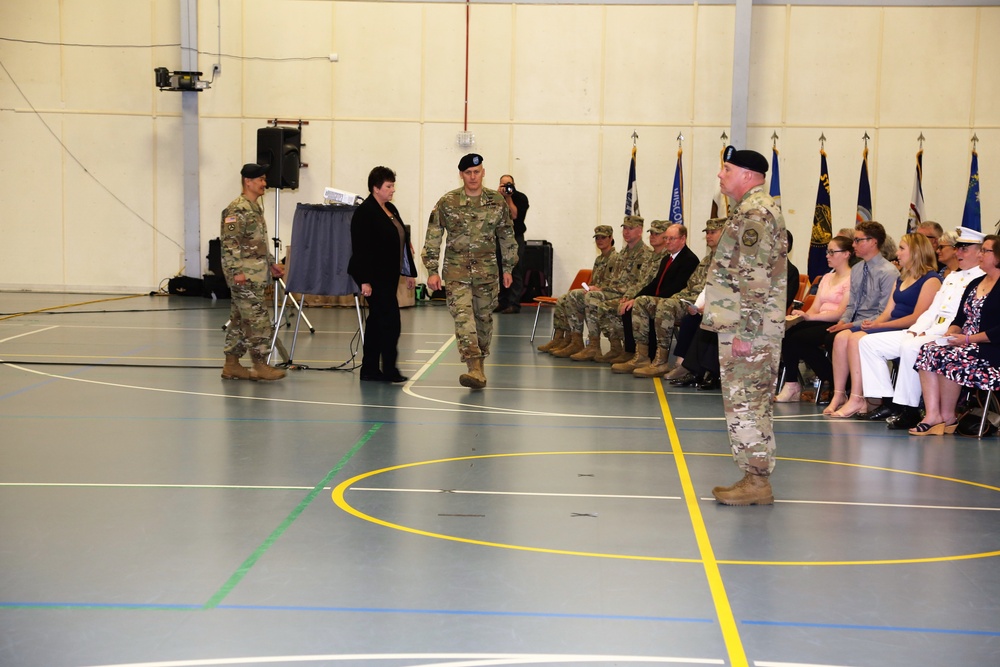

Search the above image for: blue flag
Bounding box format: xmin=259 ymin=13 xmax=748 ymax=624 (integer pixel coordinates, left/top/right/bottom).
xmin=961 ymin=150 xmax=981 ymax=232
xmin=669 ymin=148 xmax=684 ymax=224
xmin=857 ymin=146 xmax=873 ymax=224
xmin=769 ymin=146 xmax=781 ymax=212
xmin=625 ymin=145 xmax=640 ymax=216
xmin=808 ymin=149 xmax=833 ymax=280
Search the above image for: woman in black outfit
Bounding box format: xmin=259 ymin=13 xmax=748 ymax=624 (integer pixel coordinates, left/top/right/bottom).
xmin=348 ymin=166 xmax=417 ymax=382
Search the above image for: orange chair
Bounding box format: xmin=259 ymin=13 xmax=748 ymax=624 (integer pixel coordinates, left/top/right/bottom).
xmin=530 ymin=269 xmax=592 ymax=342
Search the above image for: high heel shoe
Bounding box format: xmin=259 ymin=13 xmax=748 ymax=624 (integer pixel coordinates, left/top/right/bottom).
xmin=829 ymin=394 xmax=868 ymax=419
xmin=943 ymin=420 xmax=959 ymax=435
xmin=909 ymin=422 xmax=946 ymax=436
xmin=774 ymin=381 xmax=802 ymax=403
xmin=822 ymin=390 xmax=848 ymax=416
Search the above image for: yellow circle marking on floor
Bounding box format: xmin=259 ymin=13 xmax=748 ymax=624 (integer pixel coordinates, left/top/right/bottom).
xmin=331 ymin=451 xmax=1000 ymax=566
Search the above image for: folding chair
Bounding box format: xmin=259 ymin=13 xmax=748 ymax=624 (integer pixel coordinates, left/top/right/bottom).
xmin=530 ymin=269 xmax=591 ymax=342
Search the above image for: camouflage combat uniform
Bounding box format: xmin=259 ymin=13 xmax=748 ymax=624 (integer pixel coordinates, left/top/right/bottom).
xmin=596 ymin=244 xmax=660 ymax=340
xmin=422 ymin=187 xmax=517 ymax=361
xmin=220 ymin=194 xmax=276 ymax=360
xmin=560 ymin=249 xmax=617 ymax=331
xmin=574 ymin=239 xmax=651 ymax=337
xmin=701 ymin=185 xmax=786 ymax=476
xmin=634 ymin=248 xmax=715 ymax=349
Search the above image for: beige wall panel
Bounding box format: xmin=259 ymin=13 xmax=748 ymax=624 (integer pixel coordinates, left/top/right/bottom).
xmin=973 ymin=8 xmax=1000 ymax=126
xmin=916 ymin=130 xmax=988 ymax=230
xmin=687 ymin=126 xmax=733 ymax=256
xmin=61 ymin=0 xmax=154 ymax=114
xmin=785 ymin=7 xmax=881 ymax=127
xmin=0 ymin=1 xmax=64 ymax=111
xmin=693 ymin=5 xmax=735 ymax=126
xmin=193 ymin=0 xmax=244 ymax=119
xmin=0 ymin=113 xmax=65 ymax=287
xmin=747 ymin=6 xmax=787 ymax=126
xmin=62 ymin=115 xmax=157 ymax=289
xmin=603 ymin=6 xmax=695 ymax=126
xmin=420 ymin=4 xmax=471 ymax=123
xmin=879 ymin=7 xmax=977 ymax=128
xmin=151 ymin=115 xmax=185 ymax=280
xmin=973 ymin=129 xmax=999 ymax=230
xmin=242 ymin=0 xmax=333 ymax=121
xmin=513 ymin=5 xmax=603 ymax=123
xmin=150 ymin=0 xmax=182 ymax=117
xmin=467 ymin=5 xmax=514 ymax=124
xmin=331 ymin=2 xmax=423 ymax=121
xmin=196 ymin=117 xmax=244 ymax=255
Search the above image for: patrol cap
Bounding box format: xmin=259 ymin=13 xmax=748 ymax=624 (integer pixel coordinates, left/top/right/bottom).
xmin=622 ymin=215 xmax=644 ymax=229
xmin=593 ymin=225 xmax=614 ymax=238
xmin=723 ymin=146 xmax=768 ymax=175
xmin=954 ymin=226 xmax=986 ymax=247
xmin=703 ymin=217 xmax=726 ymax=232
xmin=241 ymin=163 xmax=268 ymax=179
xmin=648 ymin=219 xmax=670 ymax=233
xmin=458 ymin=153 xmax=484 ymax=171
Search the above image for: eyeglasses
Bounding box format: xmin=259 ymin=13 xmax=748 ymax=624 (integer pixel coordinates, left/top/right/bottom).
xmin=826 ymin=249 xmax=849 ymax=256
xmin=852 ymin=237 xmax=873 ymax=244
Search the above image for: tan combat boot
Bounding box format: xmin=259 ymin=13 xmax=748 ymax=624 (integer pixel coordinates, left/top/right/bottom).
xmin=606 ymin=346 xmax=634 ymax=365
xmin=551 ymin=332 xmax=584 ymax=358
xmin=250 ymin=353 xmax=286 ymax=381
xmin=712 ymin=472 xmax=774 ymax=506
xmin=537 ymin=329 xmax=567 ymax=353
xmin=570 ymin=335 xmax=603 ymax=361
xmin=221 ymin=354 xmax=252 ymax=380
xmin=611 ymin=350 xmax=650 ymax=374
xmin=459 ymin=358 xmax=487 ymax=389
xmin=594 ymin=337 xmax=624 ymax=363
xmin=632 ymin=348 xmax=671 ymax=378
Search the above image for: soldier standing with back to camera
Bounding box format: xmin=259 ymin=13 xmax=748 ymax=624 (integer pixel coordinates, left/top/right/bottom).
xmin=702 ymin=147 xmax=786 ymax=506
xmin=219 ymin=163 xmax=287 ymax=382
xmin=422 ymin=154 xmax=518 ymax=389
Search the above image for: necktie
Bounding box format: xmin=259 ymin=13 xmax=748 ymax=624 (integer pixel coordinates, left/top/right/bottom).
xmin=655 ymin=255 xmax=674 ymax=294
xmin=852 ymin=262 xmax=869 ymax=321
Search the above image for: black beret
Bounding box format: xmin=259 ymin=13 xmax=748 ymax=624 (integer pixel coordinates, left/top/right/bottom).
xmin=723 ymin=146 xmax=768 ymax=175
xmin=241 ymin=163 xmax=268 ymax=179
xmin=458 ymin=153 xmax=484 ymax=171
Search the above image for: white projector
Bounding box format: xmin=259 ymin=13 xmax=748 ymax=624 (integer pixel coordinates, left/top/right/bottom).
xmin=324 ymin=187 xmax=363 ymax=206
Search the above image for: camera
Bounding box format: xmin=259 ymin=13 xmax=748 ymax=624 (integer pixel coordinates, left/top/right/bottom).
xmin=501 ymin=183 xmax=514 ymax=195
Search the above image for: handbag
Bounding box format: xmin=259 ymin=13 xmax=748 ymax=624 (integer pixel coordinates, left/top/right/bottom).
xmin=956 ymin=390 xmax=1000 ymax=437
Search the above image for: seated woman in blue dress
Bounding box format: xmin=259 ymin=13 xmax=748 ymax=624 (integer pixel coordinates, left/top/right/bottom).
xmin=826 ymin=233 xmax=941 ymax=418
xmin=911 ymin=234 xmax=1000 ymax=435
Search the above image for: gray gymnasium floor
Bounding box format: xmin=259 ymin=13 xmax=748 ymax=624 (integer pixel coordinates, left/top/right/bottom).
xmin=1 ymin=291 xmax=999 ymax=667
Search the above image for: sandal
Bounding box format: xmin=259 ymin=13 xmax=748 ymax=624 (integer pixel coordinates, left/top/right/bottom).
xmin=909 ymin=422 xmax=946 ymax=436
xmin=822 ymin=390 xmax=848 ymax=416
xmin=943 ymin=420 xmax=959 ymax=435
xmin=829 ymin=394 xmax=869 ymax=419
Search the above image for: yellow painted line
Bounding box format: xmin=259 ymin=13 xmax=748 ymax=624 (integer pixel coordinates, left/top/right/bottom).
xmin=653 ymin=378 xmax=748 ymax=667
xmin=0 ymin=294 xmax=144 ymax=321
xmin=332 ymin=452 xmax=703 ymax=564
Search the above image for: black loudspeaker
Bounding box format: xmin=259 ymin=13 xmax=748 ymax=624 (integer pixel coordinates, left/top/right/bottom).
xmin=256 ymin=127 xmax=300 ymax=190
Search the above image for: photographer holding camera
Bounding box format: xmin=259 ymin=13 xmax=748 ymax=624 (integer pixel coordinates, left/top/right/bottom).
xmin=495 ymin=174 xmax=530 ymax=313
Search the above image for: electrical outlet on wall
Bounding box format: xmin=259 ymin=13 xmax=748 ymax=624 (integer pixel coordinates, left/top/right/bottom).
xmin=212 ymin=63 xmax=221 ymax=77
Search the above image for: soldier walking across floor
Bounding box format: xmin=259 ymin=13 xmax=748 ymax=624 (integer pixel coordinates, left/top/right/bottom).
xmin=219 ymin=163 xmax=287 ymax=382
xmin=422 ymin=153 xmax=518 ymax=389
xmin=702 ymin=146 xmax=787 ymax=506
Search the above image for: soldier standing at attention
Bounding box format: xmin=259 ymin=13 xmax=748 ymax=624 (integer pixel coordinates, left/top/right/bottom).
xmin=702 ymin=147 xmax=786 ymax=506
xmin=423 ymin=154 xmax=518 ymax=389
xmin=220 ymin=163 xmax=287 ymax=381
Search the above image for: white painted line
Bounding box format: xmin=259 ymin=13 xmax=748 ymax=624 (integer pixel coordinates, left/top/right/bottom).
xmin=0 ymin=325 xmax=59 ymax=344
xmin=756 ymin=661 xmax=863 ymax=667
xmin=0 ymin=483 xmax=316 ymax=490
xmin=697 ymin=498 xmax=1000 ymax=512
xmin=82 ymin=653 xmax=726 ymax=667
xmin=351 ymin=487 xmax=682 ymax=501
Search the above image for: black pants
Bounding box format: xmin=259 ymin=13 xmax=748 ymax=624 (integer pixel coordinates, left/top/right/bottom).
xmin=361 ymin=277 xmax=402 ymax=375
xmin=673 ymin=313 xmax=703 ymax=359
xmin=781 ymin=320 xmax=835 ymax=383
xmin=682 ymin=328 xmax=720 ymax=378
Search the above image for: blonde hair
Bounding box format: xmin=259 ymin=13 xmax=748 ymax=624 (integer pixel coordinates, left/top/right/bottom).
xmin=899 ymin=233 xmax=938 ymax=280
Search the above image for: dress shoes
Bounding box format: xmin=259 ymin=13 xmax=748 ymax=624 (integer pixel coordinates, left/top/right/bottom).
xmin=886 ymin=406 xmax=923 ymax=430
xmin=856 ymin=403 xmax=896 ymax=421
xmin=697 ymin=375 xmax=721 ymax=391
xmin=669 ymin=373 xmax=698 ymax=387
xmin=359 ymin=370 xmax=386 ymax=382
xmin=385 ymin=372 xmax=409 ymax=383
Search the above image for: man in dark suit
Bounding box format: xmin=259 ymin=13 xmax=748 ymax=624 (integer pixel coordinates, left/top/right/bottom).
xmin=611 ymin=221 xmax=700 ymax=370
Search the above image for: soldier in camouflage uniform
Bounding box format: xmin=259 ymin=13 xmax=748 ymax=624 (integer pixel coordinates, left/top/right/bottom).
xmin=632 ymin=218 xmax=725 ymax=378
xmin=220 ymin=163 xmax=287 ymax=381
xmin=701 ymin=147 xmax=786 ymax=506
xmin=538 ymin=226 xmax=618 ymax=354
xmin=554 ymin=216 xmax=650 ymax=360
xmin=422 ymin=154 xmax=518 ymax=389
